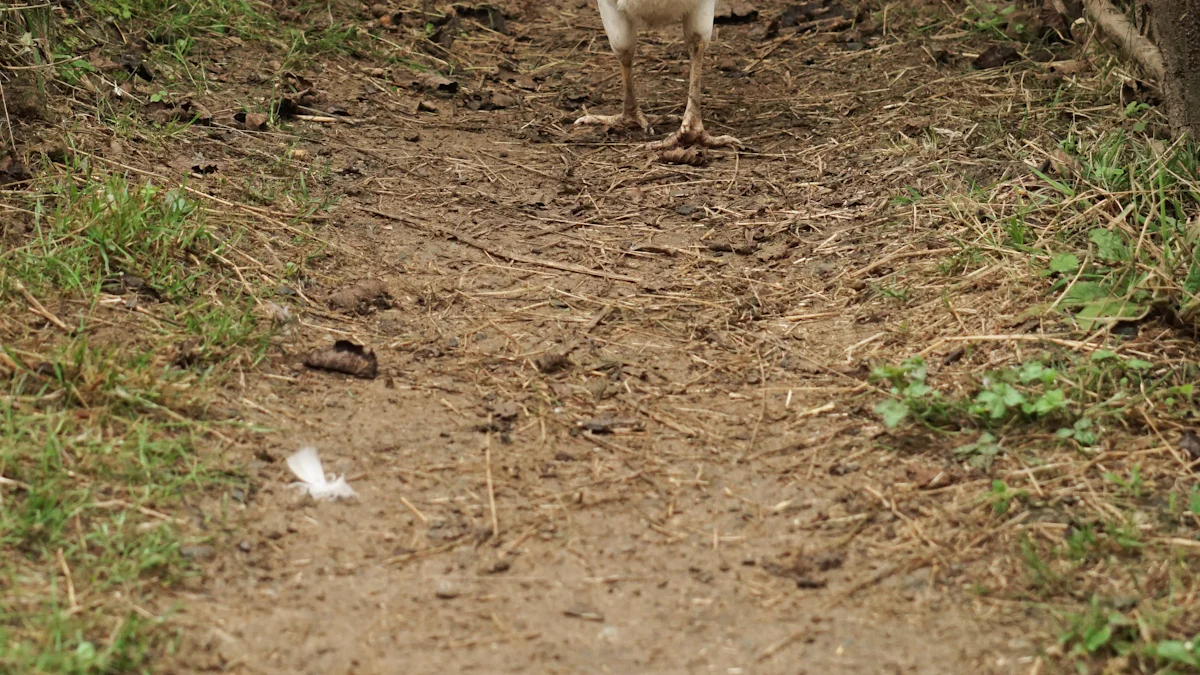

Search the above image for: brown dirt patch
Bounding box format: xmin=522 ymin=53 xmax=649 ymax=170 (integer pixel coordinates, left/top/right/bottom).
xmin=149 ymin=2 xmax=1050 ymax=673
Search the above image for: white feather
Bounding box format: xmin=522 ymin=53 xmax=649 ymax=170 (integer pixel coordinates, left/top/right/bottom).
xmin=285 ymin=446 xmax=357 ymax=501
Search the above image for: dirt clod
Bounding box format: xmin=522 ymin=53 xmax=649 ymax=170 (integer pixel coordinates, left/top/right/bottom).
xmin=0 ymin=156 xmax=32 ymax=185
xmin=536 ymin=352 xmax=571 ymax=374
xmin=973 ymin=45 xmax=1021 ymax=69
xmin=328 ymin=279 xmax=392 ymax=314
xmin=1180 ymin=430 xmax=1200 ymax=461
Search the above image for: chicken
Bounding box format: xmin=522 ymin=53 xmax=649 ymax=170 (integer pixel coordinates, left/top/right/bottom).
xmin=574 ymin=0 xmax=742 ymax=149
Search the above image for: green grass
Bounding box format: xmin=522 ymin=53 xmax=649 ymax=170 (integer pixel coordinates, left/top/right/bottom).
xmin=0 ymin=166 xmax=268 ymax=672
xmin=0 ymin=169 xmax=268 ymax=673
xmin=0 ymin=0 xmax=346 ymax=664
xmin=6 ymin=0 xmax=372 ymax=102
xmin=867 ymin=35 xmax=1200 ymax=670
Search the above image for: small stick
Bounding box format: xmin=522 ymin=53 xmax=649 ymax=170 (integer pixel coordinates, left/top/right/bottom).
xmin=295 ymin=106 xmax=357 ymax=124
xmin=1082 ymin=0 xmax=1165 ymax=81
xmin=0 ymin=474 xmax=31 ymax=490
xmin=795 ymin=402 xmax=836 ymax=419
xmin=292 ymin=114 xmax=341 ymax=123
xmin=56 ymin=548 xmax=78 ymax=611
xmin=758 ymin=627 xmax=808 ymax=662
xmin=10 ymin=278 xmax=70 ymax=331
xmin=0 ymin=75 xmax=15 ymax=151
xmin=386 ymin=541 xmax=459 ymax=565
xmin=357 ymin=206 xmax=644 ymax=285
xmin=498 ymin=525 xmax=538 ymax=558
xmin=942 ymin=334 xmax=1101 ymax=351
xmin=779 ymin=311 xmax=839 ymax=322
xmin=485 ymin=423 xmax=500 ymax=539
xmin=845 ymin=247 xmax=955 ymax=279
xmin=400 ymin=496 xmax=428 ymax=523
xmin=823 ymin=554 xmax=934 ymax=611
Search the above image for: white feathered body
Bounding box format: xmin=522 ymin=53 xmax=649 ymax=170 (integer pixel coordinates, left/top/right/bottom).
xmin=608 ymin=0 xmax=707 ymax=28
xmin=596 ymin=0 xmax=717 ymax=54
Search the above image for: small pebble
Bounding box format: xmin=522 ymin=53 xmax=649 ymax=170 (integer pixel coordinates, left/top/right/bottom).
xmin=435 ymin=581 xmax=459 ymax=599
xmin=484 ymin=559 xmax=511 ymax=575
xmin=181 ymin=544 xmax=216 ymax=561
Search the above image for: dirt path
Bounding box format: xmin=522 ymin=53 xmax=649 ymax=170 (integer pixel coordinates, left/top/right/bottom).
xmin=160 ymin=3 xmax=1051 ymax=672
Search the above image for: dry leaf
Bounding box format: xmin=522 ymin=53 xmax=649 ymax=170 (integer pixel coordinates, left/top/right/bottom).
xmin=455 ymin=3 xmax=507 ymax=33
xmin=658 ymin=147 xmax=709 ymax=167
xmin=406 ymin=72 xmax=458 ymax=94
xmin=1046 ymin=59 xmax=1088 ymax=76
xmin=1047 ymin=147 xmax=1079 ymax=178
xmin=235 ymin=112 xmax=269 ymax=130
xmin=973 ymin=45 xmax=1021 ymax=69
xmin=1180 ymin=430 xmax=1200 ymax=461
xmin=146 ymin=99 xmax=213 ymax=126
xmin=169 ymin=154 xmax=220 ymax=176
xmin=327 ymin=279 xmax=391 ymax=314
xmin=714 ymin=0 xmax=758 ymax=24
xmin=303 ymin=340 xmax=379 ymax=379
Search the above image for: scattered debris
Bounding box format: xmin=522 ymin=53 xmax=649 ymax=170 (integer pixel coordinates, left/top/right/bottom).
xmin=273 ymin=88 xmax=319 ymax=119
xmin=764 ymin=550 xmax=844 ymax=589
xmin=434 ymin=581 xmax=460 ymax=599
xmin=427 ymin=14 xmax=459 ymax=51
xmin=169 ymin=153 xmax=220 ymax=176
xmin=145 ymin=99 xmax=212 ymax=126
xmin=463 ymin=91 xmax=518 ymax=110
xmin=172 ymin=338 xmax=202 ymax=367
xmin=400 ymin=72 xmax=458 ymax=95
xmin=483 ymin=559 xmax=511 ymax=574
xmin=454 ymin=3 xmax=507 ymax=33
xmin=180 ymin=544 xmax=216 ymax=561
xmin=905 ymin=465 xmax=955 ymax=490
xmin=764 ymin=0 xmax=853 ymax=39
xmin=714 ymin=0 xmax=758 ymax=24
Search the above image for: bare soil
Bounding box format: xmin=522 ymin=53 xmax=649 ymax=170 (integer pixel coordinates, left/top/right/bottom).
xmin=18 ymin=0 xmax=1181 ymax=670
xmin=129 ymin=1 xmax=1072 ymax=672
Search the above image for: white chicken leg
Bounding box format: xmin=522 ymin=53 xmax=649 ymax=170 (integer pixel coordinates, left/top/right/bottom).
xmin=648 ymin=8 xmax=742 ymax=150
xmin=575 ymin=0 xmax=741 ymax=149
xmin=574 ymin=0 xmax=650 ymax=132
